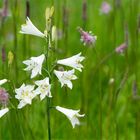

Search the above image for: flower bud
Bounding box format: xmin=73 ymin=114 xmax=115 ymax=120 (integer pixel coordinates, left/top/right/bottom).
xmin=8 ymin=51 xmax=14 ymax=66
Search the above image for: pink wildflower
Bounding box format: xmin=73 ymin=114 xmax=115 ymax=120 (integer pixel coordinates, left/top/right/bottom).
xmin=0 ymin=88 xmax=9 ymax=106
xmin=100 ymin=1 xmax=111 ymax=14
xmin=115 ymin=43 xmax=127 ymax=53
xmin=78 ymin=27 xmax=97 ymax=46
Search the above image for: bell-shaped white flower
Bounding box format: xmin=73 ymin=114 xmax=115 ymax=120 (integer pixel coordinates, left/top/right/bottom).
xmin=20 ymin=17 xmax=45 ymax=38
xmin=34 ymin=77 xmax=52 ymax=100
xmin=54 ymin=69 xmax=77 ymax=89
xmin=0 ymin=79 xmax=7 ymax=86
xmin=0 ymin=108 xmax=9 ymax=118
xmin=15 ymin=84 xmax=36 ymax=109
xmin=57 ymin=53 xmax=85 ymax=72
xmin=23 ymin=54 xmax=45 ymax=79
xmin=56 ymin=106 xmax=85 ymax=128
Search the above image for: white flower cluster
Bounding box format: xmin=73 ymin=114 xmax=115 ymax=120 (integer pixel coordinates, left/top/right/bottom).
xmin=1 ymin=7 xmax=85 ymax=129
xmin=15 ymin=50 xmax=85 ymax=128
xmin=15 ymin=54 xmax=51 ymax=108
xmin=16 ymin=14 xmax=85 ymax=128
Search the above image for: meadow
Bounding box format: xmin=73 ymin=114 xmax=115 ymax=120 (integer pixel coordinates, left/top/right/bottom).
xmin=0 ymin=0 xmax=140 ymax=139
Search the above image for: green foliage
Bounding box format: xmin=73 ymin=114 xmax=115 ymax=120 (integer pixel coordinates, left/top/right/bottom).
xmin=0 ymin=0 xmax=140 ymax=139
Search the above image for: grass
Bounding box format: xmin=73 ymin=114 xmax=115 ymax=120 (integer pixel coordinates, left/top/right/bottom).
xmin=0 ymin=0 xmax=140 ymax=139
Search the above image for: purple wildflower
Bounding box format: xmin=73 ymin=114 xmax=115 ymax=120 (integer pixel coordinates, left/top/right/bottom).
xmin=0 ymin=88 xmax=9 ymax=106
xmin=115 ymin=43 xmax=127 ymax=54
xmin=100 ymin=1 xmax=111 ymax=14
xmin=78 ymin=27 xmax=97 ymax=46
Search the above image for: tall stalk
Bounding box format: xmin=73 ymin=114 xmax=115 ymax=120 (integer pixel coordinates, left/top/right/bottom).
xmin=62 ymin=0 xmax=68 ymax=55
xmin=47 ymin=97 xmax=51 ymax=140
xmin=82 ymin=0 xmax=87 ymax=29
xmin=45 ymin=34 xmax=52 ymax=140
xmin=13 ymin=0 xmax=18 ymax=83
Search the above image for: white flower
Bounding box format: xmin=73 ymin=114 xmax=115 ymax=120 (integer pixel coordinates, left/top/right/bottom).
xmin=57 ymin=53 xmax=85 ymax=72
xmin=23 ymin=54 xmax=45 ymax=78
xmin=56 ymin=106 xmax=85 ymax=128
xmin=0 ymin=108 xmax=9 ymax=118
xmin=54 ymin=69 xmax=77 ymax=89
xmin=0 ymin=79 xmax=7 ymax=86
xmin=20 ymin=17 xmax=45 ymax=38
xmin=15 ymin=84 xmax=36 ymax=109
xmin=34 ymin=77 xmax=52 ymax=100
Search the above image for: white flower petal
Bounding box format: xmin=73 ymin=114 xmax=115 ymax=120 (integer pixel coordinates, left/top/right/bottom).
xmin=70 ymin=116 xmax=80 ymax=128
xmin=0 ymin=108 xmax=9 ymax=118
xmin=0 ymin=79 xmax=7 ymax=86
xmin=18 ymin=100 xmax=27 ymax=109
xmin=57 ymin=53 xmax=85 ymax=72
xmin=56 ymin=106 xmax=84 ymax=128
xmin=54 ymin=69 xmax=77 ymax=89
xmin=15 ymin=84 xmax=36 ymax=109
xmin=34 ymin=77 xmax=52 ymax=100
xmin=20 ymin=17 xmax=45 ymax=38
xmin=23 ymin=54 xmax=45 ymax=78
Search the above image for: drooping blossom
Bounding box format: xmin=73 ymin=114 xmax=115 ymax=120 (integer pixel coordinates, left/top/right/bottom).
xmin=78 ymin=27 xmax=97 ymax=46
xmin=57 ymin=53 xmax=85 ymax=72
xmin=23 ymin=54 xmax=45 ymax=78
xmin=56 ymin=106 xmax=85 ymax=128
xmin=20 ymin=17 xmax=45 ymax=38
xmin=0 ymin=88 xmax=9 ymax=106
xmin=15 ymin=84 xmax=36 ymax=109
xmin=100 ymin=1 xmax=111 ymax=14
xmin=34 ymin=77 xmax=52 ymax=100
xmin=54 ymin=69 xmax=77 ymax=89
xmin=0 ymin=108 xmax=9 ymax=118
xmin=115 ymin=43 xmax=127 ymax=54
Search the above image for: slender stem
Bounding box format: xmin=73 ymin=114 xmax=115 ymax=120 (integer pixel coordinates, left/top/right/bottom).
xmin=45 ymin=34 xmax=52 ymax=140
xmin=47 ymin=98 xmax=51 ymax=140
xmin=13 ymin=0 xmax=18 ymax=83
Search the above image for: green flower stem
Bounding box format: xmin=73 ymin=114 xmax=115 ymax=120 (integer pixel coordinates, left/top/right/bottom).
xmin=45 ymin=34 xmax=52 ymax=140
xmin=13 ymin=0 xmax=18 ymax=83
xmin=47 ymin=98 xmax=51 ymax=140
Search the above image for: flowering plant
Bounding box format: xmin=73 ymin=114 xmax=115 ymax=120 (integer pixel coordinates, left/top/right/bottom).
xmin=0 ymin=6 xmax=86 ymax=140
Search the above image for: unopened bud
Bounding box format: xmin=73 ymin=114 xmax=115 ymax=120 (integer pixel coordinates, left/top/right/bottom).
xmin=8 ymin=51 xmax=14 ymax=66
xmin=52 ymin=26 xmax=57 ymax=41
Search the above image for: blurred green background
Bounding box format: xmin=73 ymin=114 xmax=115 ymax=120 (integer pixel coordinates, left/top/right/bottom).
xmin=0 ymin=0 xmax=140 ymax=139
